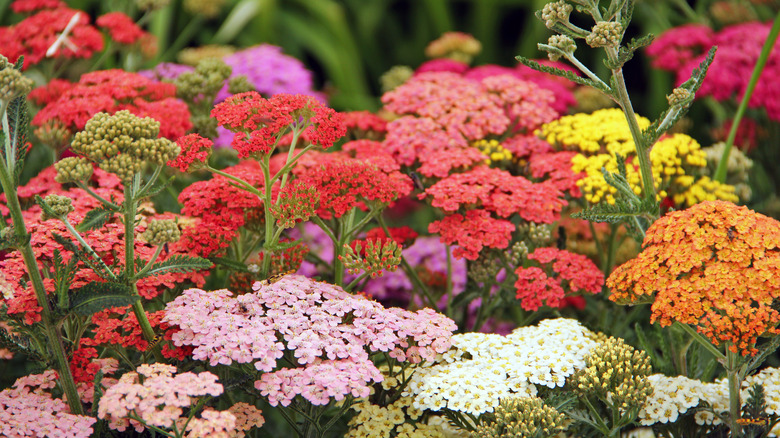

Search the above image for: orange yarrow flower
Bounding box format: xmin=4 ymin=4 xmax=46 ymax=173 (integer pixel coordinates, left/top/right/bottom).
xmin=607 ymin=200 xmax=780 ymax=356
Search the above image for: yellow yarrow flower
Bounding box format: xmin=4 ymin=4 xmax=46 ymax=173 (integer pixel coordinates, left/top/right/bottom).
xmin=472 ymin=139 xmax=513 ymax=166
xmin=539 ymin=109 xmax=737 ymax=206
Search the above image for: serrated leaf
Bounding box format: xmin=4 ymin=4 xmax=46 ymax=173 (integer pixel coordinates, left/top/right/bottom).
xmin=210 ymin=257 xmax=251 ymax=273
xmin=138 ymin=175 xmax=175 ymax=200
xmin=69 ymin=282 xmax=138 ymax=316
xmin=34 ymin=194 xmax=60 ymax=219
xmin=76 ymin=207 xmax=115 ymax=232
xmin=51 ymin=233 xmax=116 ymax=280
xmin=138 ymin=254 xmax=212 ymax=279
xmin=516 ymin=56 xmax=608 ymax=91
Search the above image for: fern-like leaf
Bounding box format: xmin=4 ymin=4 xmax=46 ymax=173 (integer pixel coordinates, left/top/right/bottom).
xmin=138 ymin=254 xmax=212 ymax=279
xmin=69 ymin=282 xmax=138 ymax=316
xmin=76 ymin=207 xmax=116 ymax=232
xmin=516 ymin=56 xmax=608 ymax=91
xmin=51 ymin=233 xmax=116 ymax=280
xmin=210 ymin=257 xmax=251 ymax=273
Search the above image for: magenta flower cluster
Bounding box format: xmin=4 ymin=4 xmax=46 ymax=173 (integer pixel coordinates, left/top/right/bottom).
xmin=163 ymin=275 xmax=456 ymax=407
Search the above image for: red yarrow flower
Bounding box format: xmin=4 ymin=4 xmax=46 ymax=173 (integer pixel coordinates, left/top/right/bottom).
xmin=428 ymin=209 xmax=515 ymax=260
xmin=168 ymin=133 xmax=213 ymax=172
xmin=0 ymin=7 xmax=104 ymax=68
xmin=96 ymin=12 xmax=146 ymax=45
xmin=10 ymin=0 xmax=65 ymax=13
xmin=515 ymin=247 xmax=604 ymax=311
xmin=211 ymin=92 xmax=346 ymax=158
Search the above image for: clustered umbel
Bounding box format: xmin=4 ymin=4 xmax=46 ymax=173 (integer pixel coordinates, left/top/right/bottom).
xmin=467 ymin=251 xmax=504 ymax=284
xmin=586 ymin=21 xmax=623 ymax=48
xmin=227 ymin=75 xmax=255 ymax=95
xmin=541 ymin=0 xmax=574 ymax=29
xmin=506 ymin=241 xmax=530 ymax=266
xmin=0 ymin=54 xmax=33 ymax=104
xmin=141 ymin=219 xmax=181 ymax=246
xmin=135 ymin=0 xmax=170 ymax=11
xmin=518 ymin=223 xmax=552 ymax=246
xmin=424 ymin=32 xmax=482 ymax=64
xmin=546 ymin=35 xmax=577 ymax=61
xmin=40 ymin=194 xmax=74 ymax=221
xmin=340 ymin=240 xmax=403 ymax=278
xmin=471 ymin=397 xmax=566 ymax=438
xmin=182 ymin=0 xmax=227 ymax=18
xmin=54 ymin=157 xmax=94 ymax=184
xmin=666 ymin=87 xmax=692 ymax=106
xmin=68 ymin=110 xmax=180 ymax=181
xmin=175 ymin=58 xmax=233 ymax=137
xmin=572 ymin=336 xmax=653 ymax=413
xmin=380 ymin=65 xmax=414 ymax=93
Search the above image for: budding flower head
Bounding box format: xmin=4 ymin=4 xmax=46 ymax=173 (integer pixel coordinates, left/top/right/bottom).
xmin=54 ymin=156 xmax=94 ymax=183
xmin=472 ymin=397 xmax=566 ymax=438
xmin=41 ymin=194 xmax=74 ymax=220
xmin=546 ymin=35 xmax=576 ymax=61
xmin=425 ymin=32 xmax=482 ymax=64
xmin=380 ymin=65 xmax=414 ymax=93
xmin=666 ymin=87 xmax=692 ymax=106
xmin=34 ymin=120 xmax=72 ymax=152
xmin=141 ymin=219 xmax=181 ymax=245
xmin=269 ymin=180 xmax=319 ymax=229
xmin=541 ymin=1 xmax=573 ymax=29
xmin=70 ymin=110 xmax=180 ymax=181
xmin=175 ymin=58 xmax=232 ymax=102
xmin=136 ymin=0 xmax=170 ymax=11
xmin=586 ymin=21 xmax=623 ymax=48
xmin=182 ymin=0 xmax=227 ymax=18
xmin=339 ymin=239 xmax=403 ymax=278
xmin=0 ymin=54 xmax=33 ymax=103
xmin=178 ymin=45 xmax=235 ymax=66
xmin=227 ymin=75 xmax=255 ymax=95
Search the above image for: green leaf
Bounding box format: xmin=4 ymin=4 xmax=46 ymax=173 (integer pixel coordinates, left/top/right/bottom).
xmin=515 ymin=56 xmax=607 ymax=91
xmin=137 ymin=174 xmax=175 ymax=200
xmin=7 ymin=88 xmax=30 ymax=185
xmin=138 ymin=254 xmax=212 ymax=279
xmin=69 ymin=282 xmax=138 ymax=316
xmin=210 ymin=257 xmax=250 ymax=273
xmin=213 ymin=0 xmax=262 ymax=44
xmin=51 ymin=233 xmax=116 ymax=280
xmin=76 ymin=207 xmax=115 ymax=232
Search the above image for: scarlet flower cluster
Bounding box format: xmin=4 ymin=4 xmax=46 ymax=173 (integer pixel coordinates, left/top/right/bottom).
xmin=608 ymin=201 xmax=780 ymax=356
xmin=211 ymin=92 xmax=346 ymax=158
xmin=0 ymin=6 xmax=103 ymax=68
xmin=178 ymin=160 xmax=267 ymax=257
xmin=428 ymin=210 xmax=516 ymax=260
xmin=96 ymin=12 xmax=147 ymax=45
xmin=10 ymin=0 xmax=65 ymax=13
xmin=32 ymin=70 xmax=192 ymax=139
xmin=293 ymin=151 xmax=413 ymax=219
xmin=514 ymin=247 xmax=604 ymax=311
xmin=168 ymin=133 xmax=213 ymax=172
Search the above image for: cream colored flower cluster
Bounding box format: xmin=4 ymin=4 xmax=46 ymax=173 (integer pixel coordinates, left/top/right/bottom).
xmin=406 ymin=318 xmax=598 ymax=415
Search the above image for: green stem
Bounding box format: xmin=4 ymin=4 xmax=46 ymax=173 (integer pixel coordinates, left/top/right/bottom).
xmin=604 ymin=223 xmax=620 ymax=276
xmin=673 ymin=322 xmax=727 ymax=363
xmin=206 ymin=166 xmax=264 ymax=198
xmin=261 ymin=153 xmax=275 ymax=278
xmin=562 ymin=52 xmax=611 ymax=90
xmin=155 ymin=15 xmax=205 ymax=63
xmin=134 ymin=245 xmax=165 ymax=279
xmin=345 ymin=272 xmax=369 ymax=292
xmin=75 ymin=182 xmax=121 ymax=210
xmin=0 ymin=153 xmax=83 ymax=415
xmin=123 ymin=179 xmax=163 ymax=361
xmin=714 ymin=11 xmax=780 ymax=183
xmin=61 ymin=217 xmax=118 ymax=280
xmin=445 ymin=244 xmax=453 ymax=318
xmin=471 ymin=283 xmax=492 ymax=332
xmin=726 ymin=349 xmax=743 ymax=437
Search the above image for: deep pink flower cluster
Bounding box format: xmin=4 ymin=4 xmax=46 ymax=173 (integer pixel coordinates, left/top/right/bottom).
xmin=31 ymin=70 xmax=192 ymax=139
xmin=515 ymin=247 xmax=604 ymax=311
xmin=424 ymin=165 xmax=567 ymax=223
xmin=428 ymin=209 xmax=516 ymax=260
xmin=211 ymin=92 xmax=346 ymax=158
xmin=98 ymin=363 xmax=225 ymax=433
xmin=648 ymin=21 xmax=780 ymax=121
xmin=163 ymin=275 xmax=455 ymax=406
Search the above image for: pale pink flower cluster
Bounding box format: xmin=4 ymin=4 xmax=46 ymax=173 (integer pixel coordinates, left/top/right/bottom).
xmin=163 ymin=275 xmax=456 ymax=407
xmin=0 ymin=374 xmax=96 ymax=438
xmin=97 ymin=363 xmax=225 ymax=434
xmin=382 ymin=72 xmax=509 ymax=140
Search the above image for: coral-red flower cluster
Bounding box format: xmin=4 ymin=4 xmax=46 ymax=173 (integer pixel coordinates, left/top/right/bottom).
xmin=514 ymin=247 xmax=604 ymax=311
xmin=428 ymin=210 xmax=515 ymax=260
xmin=32 ymin=70 xmax=192 ymax=139
xmin=211 ymin=92 xmax=345 ymax=158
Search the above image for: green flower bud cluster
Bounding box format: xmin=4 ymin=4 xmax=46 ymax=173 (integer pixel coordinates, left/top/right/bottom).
xmin=472 ymin=397 xmax=566 ymax=438
xmin=0 ymin=55 xmax=33 ymax=103
xmin=70 ymin=111 xmax=180 ymax=181
xmin=666 ymin=87 xmax=692 ymax=106
xmin=183 ymin=0 xmax=227 ymax=18
xmin=541 ymin=1 xmax=573 ymax=29
xmin=339 ymin=240 xmax=402 ymax=279
xmin=703 ymin=142 xmax=753 ymax=201
xmin=380 ymin=65 xmax=414 ymax=93
xmin=54 ymin=157 xmax=94 ymax=184
xmin=269 ymin=183 xmax=319 ymax=229
xmin=135 ymin=0 xmax=170 ymax=11
xmin=35 ymin=121 xmax=72 ymax=152
xmin=546 ymin=35 xmax=577 ymax=61
xmin=141 ymin=219 xmax=181 ymax=245
xmin=518 ymin=223 xmax=552 ymax=246
xmin=468 ymin=251 xmax=503 ymax=284
xmin=572 ymin=337 xmax=653 ymax=412
xmin=178 ymin=45 xmax=235 ymax=66
xmin=227 ymin=75 xmax=255 ymax=95
xmin=175 ymin=58 xmax=232 ymax=102
xmin=41 ymin=194 xmax=74 ymax=220
xmin=586 ymin=21 xmax=623 ymax=48
xmin=506 ymin=241 xmax=529 ymax=266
